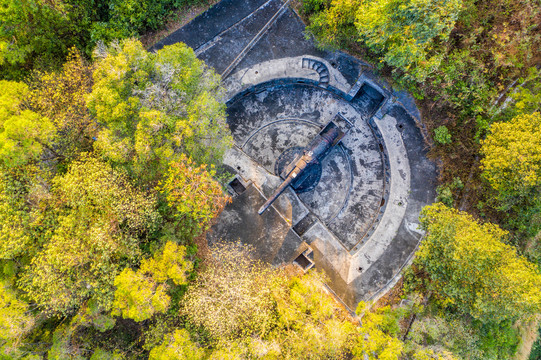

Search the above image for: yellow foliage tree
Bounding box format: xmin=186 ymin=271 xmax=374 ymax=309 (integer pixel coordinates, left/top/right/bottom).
xmin=416 ymin=203 xmax=541 ymax=322
xmin=271 ymin=270 xmax=359 ymax=359
xmin=0 ymin=165 xmax=37 ymax=260
xmin=353 ymin=303 xmax=404 ymax=360
xmin=159 ymin=155 xmax=230 ymax=238
xmin=20 ymin=155 xmax=160 ymax=314
xmin=481 ymin=112 xmax=541 ymax=202
xmin=27 ymin=48 xmax=96 ymax=160
xmin=182 ymin=242 xmax=277 ymax=341
xmin=149 ymin=329 xmax=205 ymax=360
xmin=0 ymin=281 xmax=34 ymax=343
xmin=112 ymin=242 xmax=192 ymax=321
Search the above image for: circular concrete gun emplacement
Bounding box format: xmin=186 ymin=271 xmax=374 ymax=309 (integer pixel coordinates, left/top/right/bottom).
xmin=153 ymin=0 xmax=437 ymax=310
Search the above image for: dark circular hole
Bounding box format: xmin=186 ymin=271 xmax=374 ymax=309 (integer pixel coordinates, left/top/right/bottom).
xmin=358 ymin=267 xmax=363 ymax=272
xmin=255 ymin=71 xmax=259 ymax=74
xmin=398 ymin=124 xmax=403 ymax=129
xmin=236 ymin=166 xmax=241 ymax=170
xmin=331 ymin=62 xmax=337 ymax=68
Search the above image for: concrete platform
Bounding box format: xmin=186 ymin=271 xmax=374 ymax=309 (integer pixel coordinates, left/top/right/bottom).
xmin=156 ymin=0 xmax=437 ymax=310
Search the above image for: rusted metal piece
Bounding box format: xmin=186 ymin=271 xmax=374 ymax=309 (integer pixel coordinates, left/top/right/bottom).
xmin=258 ymin=121 xmax=344 ymax=215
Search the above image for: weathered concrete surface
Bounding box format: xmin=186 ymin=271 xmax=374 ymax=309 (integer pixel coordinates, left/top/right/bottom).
xmin=151 ymin=0 xmax=270 ymax=51
xmin=157 ymin=0 xmax=437 ymax=309
xmin=207 ymin=184 xmax=303 ymax=265
xmin=223 ymin=146 xmax=310 ymax=225
xmin=226 ymin=84 xmax=386 ymax=251
xmin=223 ymin=56 xmax=352 ymax=100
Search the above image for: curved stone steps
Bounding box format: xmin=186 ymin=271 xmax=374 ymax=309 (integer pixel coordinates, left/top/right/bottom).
xmin=302 ymin=58 xmax=330 ymax=85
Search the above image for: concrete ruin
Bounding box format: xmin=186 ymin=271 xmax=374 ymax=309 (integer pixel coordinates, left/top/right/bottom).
xmin=153 ymin=0 xmax=437 ymax=310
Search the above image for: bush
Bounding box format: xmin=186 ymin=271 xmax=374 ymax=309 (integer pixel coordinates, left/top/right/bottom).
xmin=433 ymin=126 xmax=452 ymax=145
xmin=303 ymin=0 xmax=329 ymax=15
xmin=435 ymin=177 xmax=463 ymax=206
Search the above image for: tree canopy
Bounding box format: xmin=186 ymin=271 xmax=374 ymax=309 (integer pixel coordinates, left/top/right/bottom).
xmin=0 ymin=0 xmax=195 ymax=79
xmin=308 ymin=0 xmax=462 ymax=81
xmin=20 ymin=155 xmax=160 ymax=314
xmin=87 ymin=39 xmax=232 ymax=185
xmin=0 ymin=37 xmax=237 ymax=358
xmin=481 ymin=112 xmax=541 ymax=204
xmin=416 ymin=203 xmax=541 ymax=323
xmin=2 ymin=0 xmax=541 ymax=357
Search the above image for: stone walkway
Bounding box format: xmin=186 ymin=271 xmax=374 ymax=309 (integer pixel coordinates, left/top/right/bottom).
xmin=154 ymin=0 xmax=437 ymax=310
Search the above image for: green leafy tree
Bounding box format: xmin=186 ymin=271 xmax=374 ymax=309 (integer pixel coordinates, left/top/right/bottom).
xmin=90 ymin=0 xmax=183 ymax=42
xmin=87 ymin=39 xmax=232 ymax=185
xmin=112 ymin=241 xmax=192 ymax=321
xmin=307 ymin=0 xmax=358 ymax=49
xmin=416 ymin=203 xmax=541 ymax=323
xmin=0 ymin=80 xmax=55 ymax=167
xmin=0 ymin=0 xmax=77 ymax=79
xmin=20 ymin=155 xmax=160 ymax=314
xmin=0 ymin=0 xmax=194 ymax=79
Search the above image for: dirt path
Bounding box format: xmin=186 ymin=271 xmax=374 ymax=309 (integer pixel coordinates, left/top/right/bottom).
xmin=515 ymin=316 xmax=540 ymax=360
